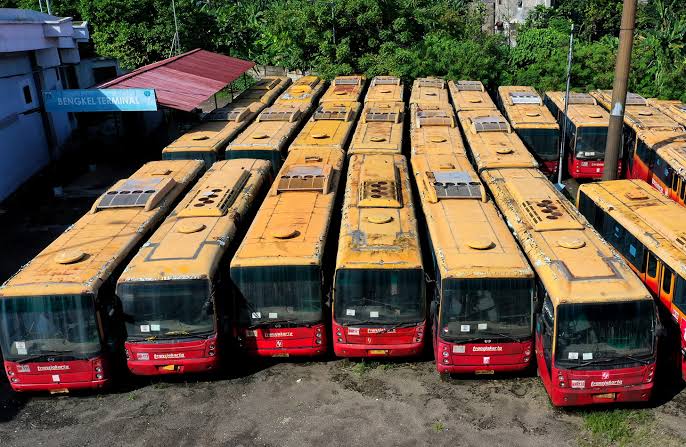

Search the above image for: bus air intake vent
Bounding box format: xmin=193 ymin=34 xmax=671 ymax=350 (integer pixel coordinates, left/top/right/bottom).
xmin=359 ymin=181 xmax=401 ymax=208
xmin=313 ymin=105 xmax=351 ymax=121
xmin=96 ymin=177 xmax=175 ymax=212
xmin=258 ymin=108 xmax=301 ymax=122
xmin=179 ymin=170 xmax=250 ymax=218
xmin=626 ymin=93 xmax=648 ymax=106
xmin=471 ymin=116 xmax=510 ymax=133
xmin=418 ymin=78 xmax=445 ymax=89
xmin=567 ymin=93 xmax=596 ymax=105
xmin=205 ymin=107 xmax=250 ymax=122
xmin=334 ymin=78 xmax=360 ymax=86
xmin=371 ymin=76 xmax=401 ymax=86
xmin=277 ymin=165 xmax=332 ymax=194
xmin=416 ymin=109 xmax=454 ymax=127
xmin=520 ymin=199 xmax=585 ymax=231
xmin=54 ymin=249 xmax=87 ymax=265
xmin=364 ymin=109 xmax=401 ymax=123
xmin=455 ymin=80 xmax=484 ymax=92
xmin=509 ymin=91 xmax=542 ymax=105
xmin=428 ymin=171 xmax=482 ymax=199
xmin=254 ymin=78 xmax=280 ymax=90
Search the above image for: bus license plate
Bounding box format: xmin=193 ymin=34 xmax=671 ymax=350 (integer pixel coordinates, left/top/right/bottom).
xmin=475 ymin=370 xmax=495 ymax=375
xmin=594 ymin=393 xmax=616 ymax=400
xmin=369 ymin=350 xmax=388 ymax=355
xmin=161 ymin=365 xmax=178 ymax=372
xmin=272 ymin=353 xmax=289 ymax=358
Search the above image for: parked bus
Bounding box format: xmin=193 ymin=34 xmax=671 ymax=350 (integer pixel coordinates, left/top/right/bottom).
xmin=320 ymin=75 xmax=366 ymax=105
xmin=479 ymin=167 xmax=657 ymax=406
xmin=365 ymin=76 xmax=404 ymax=105
xmin=648 ymin=99 xmax=686 ymax=128
xmin=274 ymin=75 xmax=326 ymax=112
xmin=0 ymin=160 xmax=203 ymax=392
xmin=289 ymin=102 xmax=361 ymax=152
xmin=116 ymin=159 xmax=271 ymax=376
xmin=409 ymin=77 xmax=449 ymax=107
xmin=348 ymin=103 xmax=405 ymax=156
xmin=592 ymin=90 xmax=686 ymax=205
xmin=544 ymin=91 xmax=617 ymax=179
xmin=409 ymin=104 xmax=465 ymax=157
xmin=333 ymin=153 xmax=425 ymax=358
xmin=457 ymin=110 xmax=539 ymax=173
xmin=226 ymin=104 xmax=306 ymax=173
xmin=411 ymin=151 xmax=535 ymax=374
xmin=230 ymin=148 xmax=345 ymax=357
xmin=578 ymin=179 xmax=686 ymax=381
xmin=236 ymin=76 xmax=292 ymax=106
xmin=497 ymin=86 xmax=560 ymax=176
xmin=448 ymin=80 xmax=497 ymax=113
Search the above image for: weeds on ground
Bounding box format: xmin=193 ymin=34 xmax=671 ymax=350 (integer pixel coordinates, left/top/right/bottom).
xmin=432 ymin=421 xmax=446 ymax=432
xmin=580 ymin=409 xmax=653 ymax=447
xmin=127 ymin=393 xmax=137 ymax=401
xmin=345 ymin=360 xmax=405 ymax=375
xmin=152 ymin=382 xmax=170 ymax=390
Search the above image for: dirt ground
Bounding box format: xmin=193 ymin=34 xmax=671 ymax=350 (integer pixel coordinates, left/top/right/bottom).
xmin=1 ymin=154 xmax=685 ymax=447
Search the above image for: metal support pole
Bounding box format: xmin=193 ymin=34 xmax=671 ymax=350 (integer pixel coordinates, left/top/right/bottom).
xmin=556 ymin=24 xmax=574 ymax=190
xmin=602 ymin=0 xmax=637 ymax=181
xmin=45 ymin=0 xmax=51 ymax=15
xmin=171 ymin=0 xmax=181 ymax=55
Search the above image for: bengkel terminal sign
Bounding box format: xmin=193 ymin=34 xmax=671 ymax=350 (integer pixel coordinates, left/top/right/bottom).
xmin=43 ymin=89 xmax=158 ymax=112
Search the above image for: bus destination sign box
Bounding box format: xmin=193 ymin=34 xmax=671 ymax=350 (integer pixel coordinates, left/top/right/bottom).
xmin=43 ymin=89 xmax=158 ymax=112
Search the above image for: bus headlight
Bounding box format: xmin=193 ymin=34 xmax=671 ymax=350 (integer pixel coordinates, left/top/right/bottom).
xmin=442 ymin=351 xmax=449 ymax=358
xmin=96 ymin=373 xmax=103 ymax=380
xmin=95 ymin=366 xmax=102 ymax=373
xmin=558 ymin=374 xmax=565 ymax=388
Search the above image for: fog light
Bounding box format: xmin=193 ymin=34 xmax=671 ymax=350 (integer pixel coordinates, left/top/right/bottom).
xmin=442 ymin=351 xmax=449 ymax=358
xmin=416 ymin=338 xmax=421 ymax=342
xmin=95 ymin=366 xmax=102 ymax=373
xmin=209 ymin=344 xmax=216 ymax=350
xmin=7 ymin=370 xmax=14 ymax=376
xmin=96 ymin=373 xmax=103 ymax=380
xmin=336 ymin=330 xmax=342 ymax=336
xmin=443 ymin=359 xmax=449 ymax=364
xmin=316 ymin=339 xmax=322 ymax=345
xmin=524 ymin=348 xmax=531 ymax=356
xmin=208 ymin=350 xmax=215 ymax=356
xmin=524 ymin=357 xmax=530 ymax=363
xmin=337 ymin=338 xmax=343 ymax=342
xmin=11 ymin=377 xmax=18 ymax=383
xmin=316 ymin=332 xmax=322 ymax=339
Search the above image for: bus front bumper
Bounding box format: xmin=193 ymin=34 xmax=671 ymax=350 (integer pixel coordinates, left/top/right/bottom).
xmin=548 ymin=382 xmax=653 ymax=407
xmin=334 ymin=341 xmax=424 ymax=358
xmin=127 ymin=356 xmax=220 ymax=376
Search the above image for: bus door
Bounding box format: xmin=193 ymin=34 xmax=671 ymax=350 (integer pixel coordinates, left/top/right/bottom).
xmin=659 ymin=264 xmax=676 ymax=316
xmin=645 ymin=252 xmax=660 ymax=297
xmin=536 ymin=296 xmax=554 ymax=381
xmin=669 ymin=171 xmax=686 ymax=206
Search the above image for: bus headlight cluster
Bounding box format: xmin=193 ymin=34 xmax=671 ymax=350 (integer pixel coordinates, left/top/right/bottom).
xmin=315 ymin=327 xmax=323 ymax=345
xmin=558 ymin=374 xmax=565 ymax=388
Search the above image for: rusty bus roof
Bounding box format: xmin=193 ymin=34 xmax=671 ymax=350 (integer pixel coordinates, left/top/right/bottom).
xmin=274 ymin=75 xmax=326 ymax=111
xmin=230 ymin=148 xmax=345 ymax=269
xmin=320 ymin=75 xmax=366 ymax=104
xmin=226 ymin=104 xmax=306 ymax=158
xmin=448 ymin=80 xmax=497 ymax=112
xmin=365 ymin=76 xmax=404 ymax=104
xmin=235 ymin=76 xmax=292 ymax=105
xmin=290 ymin=102 xmax=361 ymax=152
xmin=481 ymin=167 xmax=651 ymax=306
xmin=349 ymin=103 xmax=405 ymax=155
xmin=578 ymin=179 xmax=686 ymax=278
xmin=653 ymin=132 xmax=686 ymax=173
xmin=409 ymin=104 xmax=466 ymax=157
xmin=591 ymin=90 xmax=683 ymax=133
xmin=410 ymin=152 xmax=533 ymax=280
xmin=457 ymin=110 xmax=539 ymax=172
xmin=336 ymin=154 xmax=422 ymax=271
xmin=0 ymin=160 xmax=203 ymax=298
xmin=409 ymin=77 xmax=449 ymax=107
xmin=647 ymin=99 xmax=686 ymax=128
xmin=545 ymin=91 xmax=610 ymax=128
xmin=498 ymin=86 xmax=559 ymax=130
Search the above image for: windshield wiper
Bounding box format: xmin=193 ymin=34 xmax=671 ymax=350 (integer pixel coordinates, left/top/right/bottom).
xmin=16 ymin=350 xmax=75 ymax=364
xmin=377 ymin=321 xmax=421 ymax=333
xmin=163 ymin=330 xmax=213 ymax=339
xmin=566 ymin=354 xmax=651 ymax=369
xmin=249 ymin=317 xmax=299 ymax=328
xmin=477 ymin=330 xmax=527 ymax=343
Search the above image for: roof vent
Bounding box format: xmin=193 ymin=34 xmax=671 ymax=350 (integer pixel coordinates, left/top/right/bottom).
xmin=370 ymin=136 xmax=387 ymax=142
xmin=525 ymin=112 xmax=541 ymax=117
xmin=430 ymin=136 xmax=447 ymax=143
xmin=588 ymin=113 xmax=603 ymax=119
xmin=192 ymin=135 xmax=210 ymax=141
xmin=364 ymin=108 xmax=401 ymax=123
xmin=258 ymin=107 xmax=302 ymax=122
xmin=96 ymin=177 xmax=175 ymax=212
xmin=54 ymin=250 xmax=87 ymax=265
xmin=371 ymin=76 xmax=400 ymax=86
xmin=367 ymin=214 xmax=393 ymax=224
xmin=312 ymin=133 xmax=330 ymax=139
xmin=471 ymin=116 xmax=510 ymax=133
xmin=509 ymin=91 xmax=542 ymax=105
xmin=520 ymin=199 xmax=584 ymax=231
xmin=177 ymin=222 xmax=206 ymax=234
xmin=272 ymin=228 xmax=300 ymax=239
xmin=205 ymin=107 xmax=250 ymax=122
xmin=567 ymin=93 xmax=596 ymax=105
xmin=313 ymin=104 xmax=352 ymax=121
xmin=334 ymin=78 xmax=361 ymax=86
xmin=467 ymin=239 xmax=495 ymax=250
xmin=638 ymin=110 xmax=653 ymax=116
xmin=427 ymin=171 xmax=482 ymax=200
xmin=417 ymin=78 xmax=445 ymax=89
xmin=359 ymin=180 xmax=401 ymax=208
xmin=254 ymin=78 xmax=280 ymax=90
xmin=626 ymin=190 xmax=649 ymax=201
xmin=626 ymin=92 xmax=647 ymax=106
xmin=468 ymin=98 xmax=483 ymax=103
xmin=455 ymin=80 xmax=484 ymax=92
xmin=416 ymin=109 xmax=455 ymax=127
xmin=252 ymin=133 xmax=269 ymax=139
xmin=496 ymin=147 xmax=514 ymax=154
xmin=558 ymin=237 xmax=586 ymax=249
xmin=178 ymin=170 xmax=251 ymax=218
xmin=277 ymin=164 xmax=332 ymax=194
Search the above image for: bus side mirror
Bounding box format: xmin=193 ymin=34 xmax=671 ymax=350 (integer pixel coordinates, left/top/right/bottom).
xmin=656 ymin=324 xmax=668 ymax=338
xmin=430 ymin=300 xmax=438 ymax=318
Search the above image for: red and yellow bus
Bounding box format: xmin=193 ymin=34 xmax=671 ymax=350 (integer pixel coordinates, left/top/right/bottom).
xmin=0 ymin=160 xmax=203 ymax=392
xmin=289 ymin=102 xmax=361 ymax=153
xmin=409 ymin=103 xmax=466 ymax=157
xmin=116 ymin=159 xmax=271 ymax=376
xmin=578 ymin=179 xmax=686 ymax=381
xmin=320 ymin=75 xmax=366 ymax=105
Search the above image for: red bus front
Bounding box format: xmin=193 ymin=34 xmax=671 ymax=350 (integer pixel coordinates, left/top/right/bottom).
xmin=332 ymin=268 xmax=426 ymax=358
xmin=0 ymin=293 xmax=111 ymax=392
xmin=517 ymin=128 xmax=559 ymax=178
xmin=536 ymin=299 xmax=657 ymax=407
xmin=566 ymin=125 xmax=619 ymax=180
xmin=231 ymin=265 xmax=328 ymax=358
xmin=118 ymin=280 xmax=221 ymax=375
xmin=432 ymin=278 xmax=534 ymax=374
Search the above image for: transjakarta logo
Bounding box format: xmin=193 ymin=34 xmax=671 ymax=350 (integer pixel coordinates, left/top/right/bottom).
xmin=264 ymin=331 xmax=294 ymax=338
xmin=36 ymin=365 xmax=70 ymax=372
xmin=367 ymin=328 xmax=395 ymax=334
xmin=472 ymin=346 xmax=503 ymax=352
xmin=591 ymin=380 xmax=623 ymax=387
xmin=153 ymin=353 xmax=185 ymax=360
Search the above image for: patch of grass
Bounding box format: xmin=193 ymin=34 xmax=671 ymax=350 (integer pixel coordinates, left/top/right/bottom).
xmin=152 ymin=382 xmax=170 ymax=390
xmin=349 ymin=361 xmax=379 ymax=375
xmin=127 ymin=393 xmax=137 ymax=401
xmin=581 ymin=409 xmax=653 ymax=447
xmin=432 ymin=421 xmax=445 ymax=432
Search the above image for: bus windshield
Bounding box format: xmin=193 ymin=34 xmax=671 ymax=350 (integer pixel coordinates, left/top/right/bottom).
xmin=555 ymin=300 xmax=656 ymax=368
xmin=439 ymin=278 xmax=533 ymax=341
xmin=118 ymin=280 xmax=215 ymax=339
xmin=0 ymin=294 xmax=101 ymax=361
xmin=575 ymin=127 xmax=608 ymax=160
xmin=334 ymin=269 xmax=425 ymax=325
xmin=519 ymin=128 xmax=560 ymax=161
xmin=232 ymin=265 xmax=322 ymax=326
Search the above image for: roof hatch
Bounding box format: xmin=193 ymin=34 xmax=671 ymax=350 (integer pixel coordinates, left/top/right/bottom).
xmin=566 ymin=92 xmax=597 ymax=105
xmin=277 ymin=164 xmax=333 ymax=194
xmin=416 ymin=109 xmax=455 ymax=127
xmin=427 ymin=170 xmax=483 ymax=200
xmin=258 ymin=107 xmax=302 ymax=122
xmin=509 ymin=91 xmax=542 ymax=105
xmin=205 ymin=106 xmax=251 ymax=122
xmin=520 ymin=199 xmax=584 ymax=232
xmin=470 ymin=115 xmax=510 ymax=133
xmin=313 ymin=104 xmax=353 ymax=121
xmin=455 ymin=80 xmax=484 ymax=92
xmin=95 ymin=177 xmax=175 ymax=212
xmin=363 ymin=108 xmax=401 ymax=123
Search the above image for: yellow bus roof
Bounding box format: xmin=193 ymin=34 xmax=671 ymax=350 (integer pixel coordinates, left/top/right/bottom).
xmin=233 ymin=76 xmax=292 ymax=105
xmin=498 ymin=86 xmax=559 ymax=130
xmin=348 ymin=103 xmax=404 ymax=155
xmin=409 ymin=77 xmax=449 ymax=107
xmin=274 ymin=75 xmax=326 ymax=111
xmin=648 ymin=99 xmax=686 ymax=127
xmin=365 ymin=76 xmax=404 ymax=104
xmin=481 ymin=167 xmax=651 ymax=306
xmin=653 ymin=132 xmax=686 ymax=173
xmin=409 ymin=104 xmax=466 ymax=156
xmin=591 ymin=90 xmax=683 ymax=133
xmin=578 ymin=179 xmax=686 ymax=277
xmin=448 ymin=80 xmax=497 ymax=112
xmin=162 ymin=102 xmax=265 ymax=156
xmin=227 ymin=105 xmax=306 ymax=154
xmin=290 ymin=102 xmax=361 ymax=152
xmin=117 ymin=159 xmax=271 ymax=285
xmin=545 ymin=91 xmax=610 ymax=128
xmin=230 ymin=148 xmax=345 ymax=269
xmin=457 ymin=110 xmax=539 ymax=172
xmin=336 ymin=154 xmax=422 ymax=271
xmin=320 ymin=75 xmax=366 ymax=104
xmin=0 ymin=160 xmax=203 ymax=298
xmin=410 ymin=152 xmax=533 ymax=280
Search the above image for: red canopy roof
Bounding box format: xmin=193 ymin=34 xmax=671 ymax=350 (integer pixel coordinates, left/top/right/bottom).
xmin=99 ymin=49 xmax=255 ymax=112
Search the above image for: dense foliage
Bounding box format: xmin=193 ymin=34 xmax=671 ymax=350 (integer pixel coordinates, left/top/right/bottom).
xmin=1 ymin=0 xmax=684 ymax=100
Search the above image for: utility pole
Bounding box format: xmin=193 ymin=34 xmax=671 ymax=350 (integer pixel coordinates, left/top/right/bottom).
xmin=602 ymin=0 xmax=638 ymax=180
xmin=171 ymin=0 xmax=181 ymax=55
xmin=556 ymin=24 xmax=574 ymax=191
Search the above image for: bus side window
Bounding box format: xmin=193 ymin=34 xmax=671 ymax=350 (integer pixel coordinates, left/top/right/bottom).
xmin=662 ymin=267 xmax=674 ymax=297
xmin=647 ymin=253 xmax=658 ymax=278
xmin=541 ymin=297 xmax=554 ymax=375
xmin=680 ymin=176 xmax=686 ymax=201
xmin=674 ymin=276 xmax=686 ymax=310
xmin=672 ymin=171 xmax=679 ymax=192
